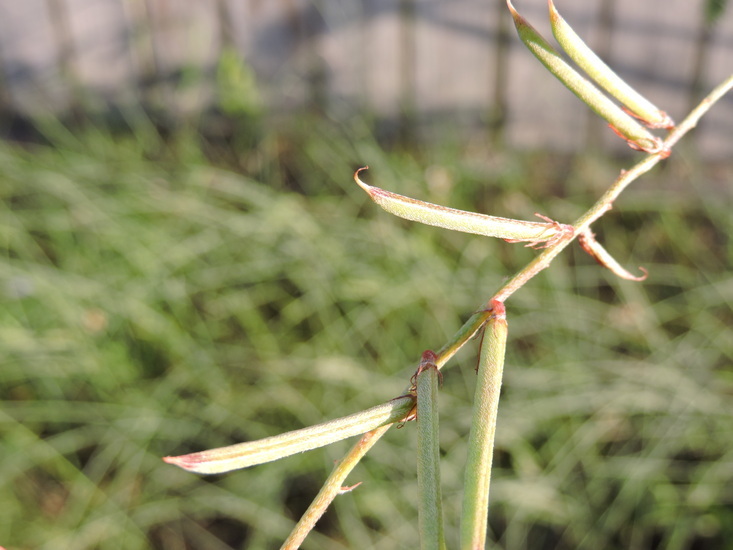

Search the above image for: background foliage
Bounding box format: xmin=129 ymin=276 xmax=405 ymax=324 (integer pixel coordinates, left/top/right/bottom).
xmin=1 ymin=82 xmax=732 ymax=549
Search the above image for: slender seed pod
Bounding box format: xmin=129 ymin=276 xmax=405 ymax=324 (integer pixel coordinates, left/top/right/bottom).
xmin=548 ymin=0 xmax=674 ymax=129
xmin=578 ymin=229 xmax=648 ymax=281
xmin=415 ymin=350 xmax=447 ymax=550
xmin=355 ymin=167 xmax=572 ymax=247
xmin=163 ymin=396 xmax=415 ymax=474
xmin=506 ymin=0 xmax=665 ymax=154
xmin=460 ymin=300 xmax=508 ymax=550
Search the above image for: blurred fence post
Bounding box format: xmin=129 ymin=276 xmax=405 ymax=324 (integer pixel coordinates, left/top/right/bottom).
xmin=399 ymin=0 xmax=417 ymax=143
xmin=489 ymin=0 xmax=510 ymax=146
xmin=0 ymin=0 xmax=730 ymax=157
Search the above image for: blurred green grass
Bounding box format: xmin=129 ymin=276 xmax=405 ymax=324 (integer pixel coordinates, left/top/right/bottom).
xmin=1 ymin=118 xmax=732 ymax=550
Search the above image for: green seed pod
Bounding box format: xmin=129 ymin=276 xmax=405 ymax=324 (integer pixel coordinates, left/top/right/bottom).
xmin=549 ymin=0 xmax=674 ymax=129
xmin=507 ymin=0 xmax=665 ymax=153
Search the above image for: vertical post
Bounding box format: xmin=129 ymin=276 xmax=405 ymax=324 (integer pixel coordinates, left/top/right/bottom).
xmin=399 ymin=0 xmax=417 ymax=144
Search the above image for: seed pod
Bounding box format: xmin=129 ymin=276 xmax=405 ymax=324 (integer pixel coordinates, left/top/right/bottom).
xmin=507 ymin=0 xmax=665 ymax=153
xmin=355 ymin=167 xmax=572 ymax=247
xmin=548 ymin=0 xmax=674 ymax=129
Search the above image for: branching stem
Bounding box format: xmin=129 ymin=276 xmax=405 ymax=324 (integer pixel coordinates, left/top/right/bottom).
xmin=453 ymin=74 xmax=733 ymax=341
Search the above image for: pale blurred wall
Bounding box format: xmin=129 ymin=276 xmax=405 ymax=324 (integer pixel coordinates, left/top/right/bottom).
xmin=0 ymin=0 xmax=731 ymax=157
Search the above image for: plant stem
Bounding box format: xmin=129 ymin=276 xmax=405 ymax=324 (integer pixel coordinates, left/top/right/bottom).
xmin=449 ymin=75 xmax=733 ymax=336
xmin=665 ymin=73 xmax=733 ymax=149
xmin=280 ymin=424 xmax=393 ymax=550
xmin=280 ymin=72 xmax=733 ymax=548
xmin=434 ymin=309 xmax=491 ymax=369
xmin=281 ymin=72 xmax=733 ymax=550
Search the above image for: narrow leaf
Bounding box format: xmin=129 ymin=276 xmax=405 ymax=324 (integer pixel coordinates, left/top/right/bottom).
xmin=506 ymin=0 xmax=664 ymax=154
xmin=549 ymin=0 xmax=673 ymax=129
xmin=460 ymin=300 xmax=508 ymax=550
